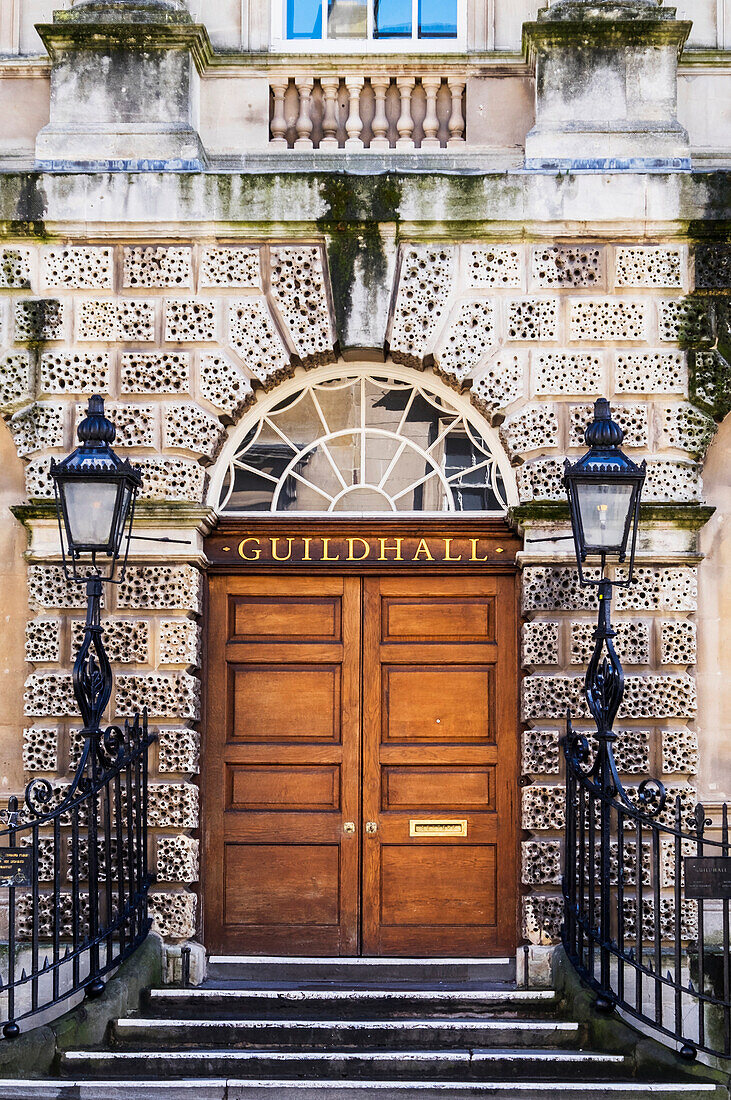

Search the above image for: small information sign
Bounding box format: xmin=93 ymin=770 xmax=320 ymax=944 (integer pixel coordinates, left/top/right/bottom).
xmin=684 ymin=856 xmax=731 ymax=900
xmin=0 ymin=850 xmax=32 ymax=888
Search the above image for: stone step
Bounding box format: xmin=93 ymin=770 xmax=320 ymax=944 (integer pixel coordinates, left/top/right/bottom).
xmin=113 ymin=1016 xmax=583 ymax=1050
xmin=60 ymin=1047 xmax=628 ymax=1081
xmin=0 ymin=1082 xmax=724 ymax=1100
xmin=146 ymin=987 xmax=558 ymax=1020
xmin=206 ymin=956 xmax=516 ymax=987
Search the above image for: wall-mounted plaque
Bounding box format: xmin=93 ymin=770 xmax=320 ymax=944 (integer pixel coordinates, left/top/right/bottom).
xmin=0 ymin=850 xmax=32 ymax=888
xmin=684 ymin=856 xmax=731 ymax=899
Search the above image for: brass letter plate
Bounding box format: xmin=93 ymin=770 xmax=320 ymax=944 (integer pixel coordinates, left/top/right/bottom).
xmin=409 ymin=819 xmax=467 ymax=837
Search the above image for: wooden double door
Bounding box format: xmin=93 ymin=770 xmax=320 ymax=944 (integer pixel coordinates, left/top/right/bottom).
xmin=203 ymin=572 xmax=518 ymax=956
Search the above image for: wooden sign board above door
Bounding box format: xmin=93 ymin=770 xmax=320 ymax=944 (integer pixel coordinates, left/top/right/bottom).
xmin=207 ymin=520 xmax=520 ymax=571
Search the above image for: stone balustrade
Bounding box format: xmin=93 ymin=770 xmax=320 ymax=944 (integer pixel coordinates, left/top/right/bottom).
xmin=269 ymin=72 xmax=467 ymax=151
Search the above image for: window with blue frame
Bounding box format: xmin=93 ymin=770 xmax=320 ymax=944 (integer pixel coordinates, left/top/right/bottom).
xmin=285 ymin=0 xmax=457 ymax=39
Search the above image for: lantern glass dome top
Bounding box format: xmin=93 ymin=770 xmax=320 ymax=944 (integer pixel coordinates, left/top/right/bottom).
xmin=50 ymin=396 xmax=142 ymax=581
xmin=563 ymin=398 xmax=646 ymax=580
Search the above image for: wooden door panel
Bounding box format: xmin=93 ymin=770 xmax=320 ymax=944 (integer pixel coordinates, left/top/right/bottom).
xmin=383 ymin=665 xmax=494 ymax=744
xmin=231 ymin=595 xmax=341 ymax=641
xmin=382 ymin=598 xmax=494 ymax=642
xmin=230 ymin=665 xmax=342 ymax=742
xmin=362 ymin=574 xmax=518 ymax=956
xmin=382 ymin=766 xmax=495 ymax=812
xmin=204 ymin=574 xmax=361 ymax=955
xmin=229 ymin=765 xmax=341 ymax=812
xmin=379 ymin=845 xmax=497 ymax=926
xmin=224 ymin=843 xmax=342 ymax=925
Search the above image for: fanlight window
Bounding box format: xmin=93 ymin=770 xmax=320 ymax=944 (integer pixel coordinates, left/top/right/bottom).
xmin=216 ymin=371 xmax=510 ymax=514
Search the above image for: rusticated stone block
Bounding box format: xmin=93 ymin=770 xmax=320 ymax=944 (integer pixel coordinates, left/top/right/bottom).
xmin=9 ymin=402 xmax=65 ymax=457
xmin=200 ymin=246 xmax=261 ymax=289
xmin=522 ymin=567 xmax=600 ymax=613
xmin=521 ymin=621 xmax=560 ymax=668
xmin=522 ymin=728 xmax=560 ymax=775
xmin=159 ymin=619 xmax=201 ymax=667
xmin=570 ymin=621 xmax=650 ymax=666
xmin=149 ymin=891 xmax=197 ymax=941
xmin=121 ymin=352 xmax=190 ymax=395
xmin=22 ymin=726 xmax=58 ymax=772
xmin=0 ymin=352 xmax=33 ymax=411
xmin=390 ymin=245 xmax=455 ymax=366
xmin=471 ymin=352 xmax=527 ymax=417
xmin=157 ymin=728 xmax=200 ymax=775
xmin=41 ymin=246 xmax=113 ymax=290
xmin=508 ymin=299 xmax=557 ymax=340
xmin=465 ymin=246 xmax=522 ymax=288
xmin=163 ymin=403 xmax=224 ymax=459
xmin=117 ymin=566 xmax=202 ymax=613
xmin=25 ymin=618 xmax=61 ymax=664
xmin=28 ymin=565 xmax=92 ymax=610
xmin=270 ymin=246 xmax=334 ymax=364
xmin=522 ymin=785 xmax=565 ymax=830
xmin=614 ymin=247 xmax=683 ymax=289
xmin=499 ymin=404 xmax=559 ymax=458
xmin=436 ymin=300 xmax=495 ymax=383
xmin=113 ymin=673 xmax=200 ymax=721
xmin=148 ymin=782 xmax=199 ymax=829
xmin=24 ymin=672 xmax=76 ymax=718
xmin=156 ymin=835 xmax=199 ymax=884
xmin=569 ymin=402 xmax=647 ymax=448
xmin=39 ymin=351 xmax=110 ymax=395
xmin=614 ymin=351 xmax=686 ymax=394
xmin=569 ymin=299 xmax=647 ymax=341
xmin=70 ymin=618 xmax=149 ymax=664
xmin=165 ymin=299 xmax=217 ymax=342
xmin=123 ymin=247 xmax=192 ymax=289
xmin=532 ymin=246 xmax=603 ymax=289
xmin=660 ymin=621 xmax=697 ymax=666
xmin=523 ymin=895 xmax=563 ymax=944
xmin=228 ymin=299 xmax=290 ymax=384
xmin=198 ymin=352 xmax=254 ymax=418
xmin=136 ymin=457 xmax=206 ymax=503
xmin=661 ymin=727 xmax=698 ymax=774
xmin=522 ymin=840 xmax=562 ymax=886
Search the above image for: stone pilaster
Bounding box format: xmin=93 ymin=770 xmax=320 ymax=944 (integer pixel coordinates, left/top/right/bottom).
xmin=523 ymin=1 xmax=691 ymax=170
xmin=35 ymin=0 xmax=208 ymax=170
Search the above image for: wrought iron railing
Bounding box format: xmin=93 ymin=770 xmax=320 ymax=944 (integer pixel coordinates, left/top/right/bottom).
xmin=0 ymin=710 xmax=154 ymax=1038
xmin=563 ymin=715 xmax=731 ymax=1060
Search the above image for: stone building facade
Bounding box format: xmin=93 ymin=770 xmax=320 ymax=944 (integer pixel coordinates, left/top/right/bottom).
xmin=0 ymin=0 xmax=730 ymax=960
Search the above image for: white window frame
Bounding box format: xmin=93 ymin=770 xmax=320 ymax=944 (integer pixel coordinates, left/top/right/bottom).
xmin=270 ymin=0 xmax=467 ymax=52
xmin=208 ymin=364 xmax=518 ymax=518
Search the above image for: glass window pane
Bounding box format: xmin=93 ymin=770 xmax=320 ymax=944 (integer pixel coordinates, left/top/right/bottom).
xmin=328 ymin=0 xmax=367 ymax=37
xmin=419 ymin=0 xmax=456 ymax=36
xmin=374 ymin=0 xmax=411 ymax=38
xmin=287 ymin=0 xmax=323 ymax=38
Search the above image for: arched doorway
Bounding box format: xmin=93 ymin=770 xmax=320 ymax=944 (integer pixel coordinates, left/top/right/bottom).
xmin=201 ymin=364 xmax=521 ymax=956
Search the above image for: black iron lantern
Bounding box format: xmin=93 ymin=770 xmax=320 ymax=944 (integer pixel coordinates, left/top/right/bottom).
xmin=50 ymin=395 xmax=141 ymax=582
xmin=563 ymin=398 xmax=645 ymax=585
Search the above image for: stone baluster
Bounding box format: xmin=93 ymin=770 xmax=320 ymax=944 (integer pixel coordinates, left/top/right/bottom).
xmin=395 ymin=76 xmax=415 ymax=150
xmin=421 ymin=76 xmax=442 ymax=150
xmin=320 ymin=76 xmax=341 ymax=149
xmin=270 ymin=79 xmax=289 ymax=148
xmin=294 ymin=76 xmax=314 ymax=149
xmin=344 ymin=75 xmax=365 ymax=151
xmin=447 ymin=77 xmax=466 ymax=146
xmin=370 ymin=76 xmax=391 ymax=150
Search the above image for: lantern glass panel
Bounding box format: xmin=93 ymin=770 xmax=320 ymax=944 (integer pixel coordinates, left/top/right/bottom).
xmin=62 ymin=479 xmax=120 ymax=550
xmin=575 ymin=480 xmax=634 ymax=552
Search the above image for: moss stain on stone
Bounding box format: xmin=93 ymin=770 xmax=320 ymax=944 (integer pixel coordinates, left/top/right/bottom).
xmin=316 ymin=173 xmax=401 ymax=335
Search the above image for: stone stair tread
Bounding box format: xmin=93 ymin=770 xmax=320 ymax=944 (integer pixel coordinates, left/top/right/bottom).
xmin=0 ymin=1082 xmax=724 ymax=1100
xmin=115 ymin=1017 xmax=581 ymax=1030
xmin=149 ymin=988 xmax=557 ymax=1001
xmin=64 ymin=1048 xmax=626 ymax=1061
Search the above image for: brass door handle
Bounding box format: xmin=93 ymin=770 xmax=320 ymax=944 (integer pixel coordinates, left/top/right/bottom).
xmin=343 ymin=821 xmax=356 ymax=835
xmin=365 ymin=821 xmax=378 ymax=835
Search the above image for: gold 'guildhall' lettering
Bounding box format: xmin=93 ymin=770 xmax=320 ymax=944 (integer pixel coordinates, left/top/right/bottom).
xmin=234 ymin=534 xmax=497 ymax=564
